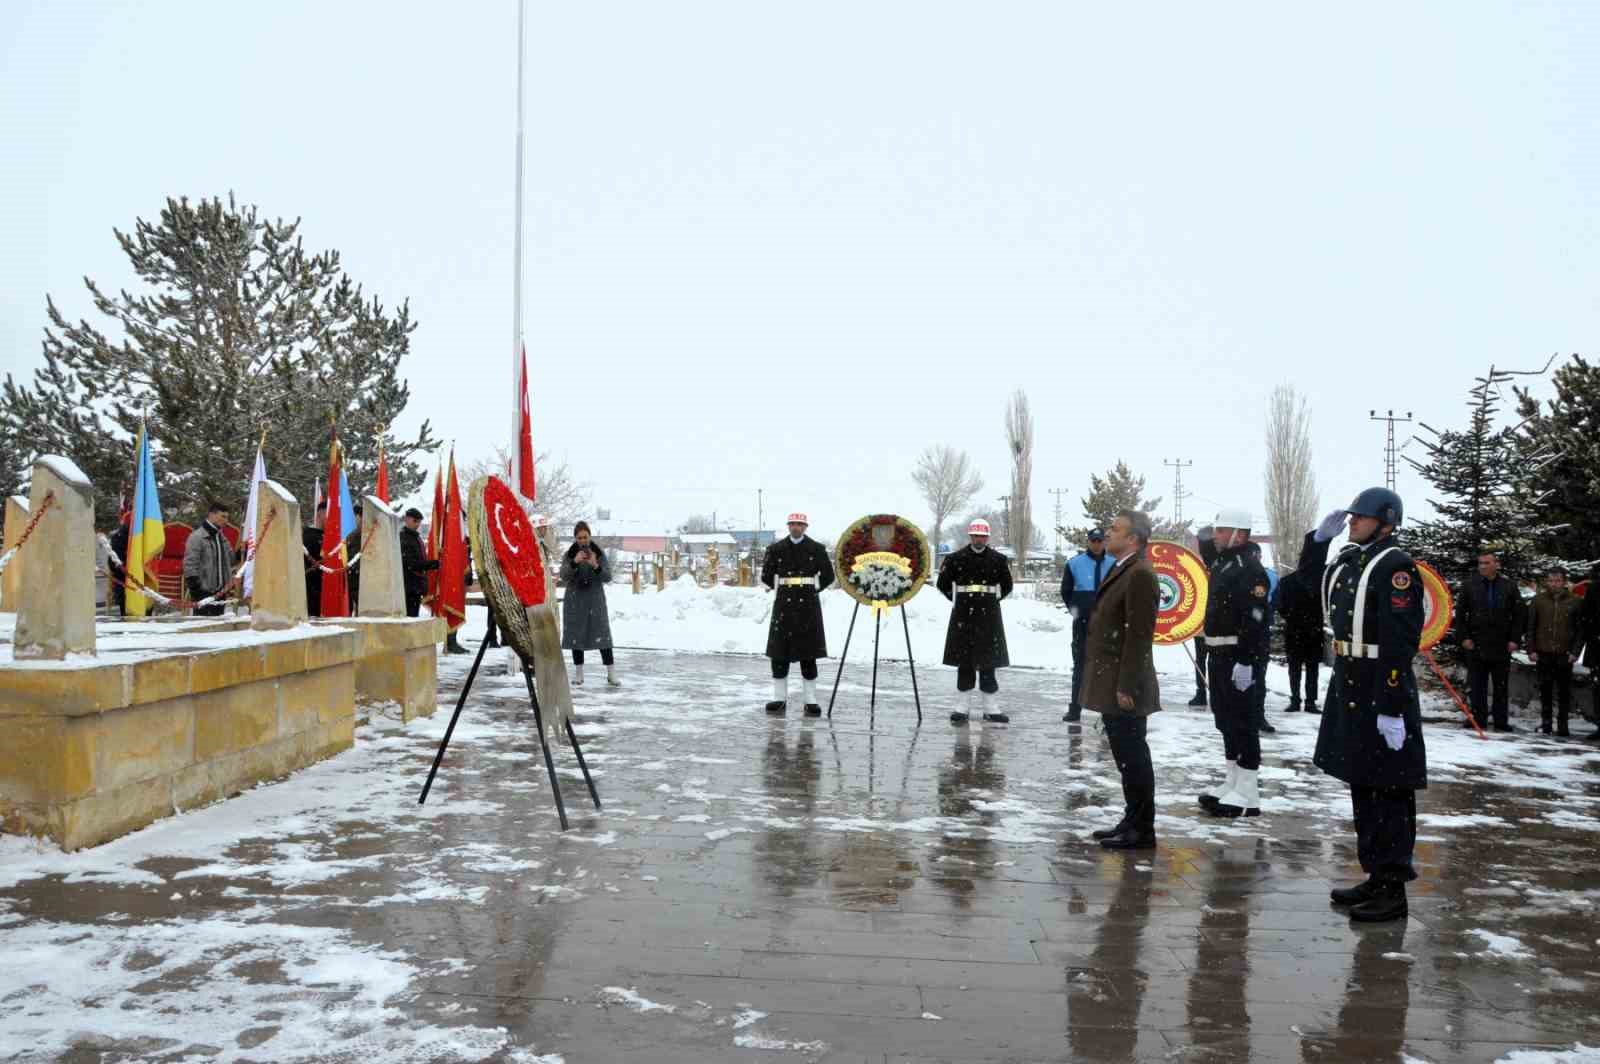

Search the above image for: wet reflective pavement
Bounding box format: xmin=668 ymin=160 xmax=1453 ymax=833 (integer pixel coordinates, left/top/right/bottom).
xmin=3 ymin=643 xmax=1599 ymax=1062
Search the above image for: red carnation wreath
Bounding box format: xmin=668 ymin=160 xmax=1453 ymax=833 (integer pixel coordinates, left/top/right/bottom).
xmin=834 ymin=513 xmax=931 ymax=609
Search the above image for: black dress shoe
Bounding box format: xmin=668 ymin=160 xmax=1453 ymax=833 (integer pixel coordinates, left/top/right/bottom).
xmin=803 ymin=703 xmax=822 ymax=717
xmin=1063 ymin=707 xmax=1082 ymax=723
xmin=1188 ymin=693 xmax=1208 ymax=708
xmin=1330 ymin=878 xmax=1378 ymax=906
xmin=1285 ymin=699 xmax=1301 ymax=713
xmin=1304 ymin=703 xmax=1322 ymax=715
xmin=949 ymin=711 xmax=969 ymax=725
xmin=1091 ymin=821 xmax=1130 ymax=841
xmin=1494 ymin=723 xmax=1517 ymax=733
xmin=982 ymin=712 xmax=1010 ymax=724
xmin=1256 ymin=720 xmax=1277 ymax=734
xmin=1539 ymin=722 xmax=1552 ymax=735
xmin=1100 ymin=828 xmax=1156 ymax=851
xmin=1348 ymin=885 xmax=1408 ymax=922
xmin=1556 ymin=726 xmax=1571 ymax=737
xmin=765 ymin=701 xmax=787 ymax=716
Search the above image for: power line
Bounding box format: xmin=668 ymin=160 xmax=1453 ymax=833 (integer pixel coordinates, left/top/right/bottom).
xmin=1164 ymin=459 xmax=1193 ymax=524
xmin=1048 ymin=487 xmax=1068 ymax=553
xmin=1369 ymin=410 xmax=1414 ymax=491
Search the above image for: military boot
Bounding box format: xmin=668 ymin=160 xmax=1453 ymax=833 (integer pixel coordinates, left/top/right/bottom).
xmin=1330 ymin=877 xmax=1379 ymax=906
xmin=1348 ymin=881 xmax=1408 ymax=922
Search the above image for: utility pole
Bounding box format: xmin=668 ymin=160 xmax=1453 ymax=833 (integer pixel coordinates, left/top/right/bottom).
xmin=1369 ymin=409 xmax=1414 ymax=491
xmin=1048 ymin=488 xmax=1068 ymax=554
xmin=757 ymin=489 xmax=763 ymax=538
xmin=1164 ymin=459 xmax=1193 ymax=525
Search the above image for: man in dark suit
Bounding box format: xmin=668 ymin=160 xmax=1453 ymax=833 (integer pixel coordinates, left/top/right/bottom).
xmin=1457 ymin=550 xmax=1526 ymax=731
xmin=1082 ymin=510 xmax=1162 ymax=851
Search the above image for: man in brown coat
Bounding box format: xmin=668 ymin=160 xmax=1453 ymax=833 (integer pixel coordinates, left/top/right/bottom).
xmin=1082 ymin=510 xmax=1163 ymax=850
xmin=1527 ymin=567 xmax=1582 ymax=736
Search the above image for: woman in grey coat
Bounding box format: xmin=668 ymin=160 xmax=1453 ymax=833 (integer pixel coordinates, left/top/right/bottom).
xmin=561 ymin=521 xmax=619 ymax=686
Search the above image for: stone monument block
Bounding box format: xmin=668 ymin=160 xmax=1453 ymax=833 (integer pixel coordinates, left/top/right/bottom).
xmin=1 ymin=495 xmax=29 ymax=612
xmin=357 ymin=496 xmax=405 ymax=618
xmin=249 ymin=479 xmax=306 ymax=631
xmin=14 ymin=456 xmax=96 ymax=660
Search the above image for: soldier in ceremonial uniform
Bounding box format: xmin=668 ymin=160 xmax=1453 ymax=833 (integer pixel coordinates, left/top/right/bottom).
xmin=936 ymin=519 xmax=1014 ymax=726
xmin=760 ymin=513 xmax=835 ymax=716
xmin=1197 ymin=509 xmax=1271 ymax=819
xmin=1298 ymin=488 xmax=1425 ymax=922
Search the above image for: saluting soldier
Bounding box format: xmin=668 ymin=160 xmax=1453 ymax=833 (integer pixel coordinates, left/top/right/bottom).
xmin=760 ymin=512 xmax=835 ymax=716
xmin=1196 ymin=509 xmax=1271 ymax=819
xmin=936 ymin=519 xmax=1014 ymax=726
xmin=1298 ymin=488 xmax=1426 ymax=923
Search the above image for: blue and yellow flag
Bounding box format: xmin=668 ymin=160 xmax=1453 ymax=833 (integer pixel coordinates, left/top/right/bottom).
xmin=125 ymin=423 xmax=165 ymax=617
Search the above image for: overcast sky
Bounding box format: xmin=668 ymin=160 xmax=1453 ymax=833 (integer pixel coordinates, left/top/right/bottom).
xmin=3 ymin=2 xmax=1596 ymax=543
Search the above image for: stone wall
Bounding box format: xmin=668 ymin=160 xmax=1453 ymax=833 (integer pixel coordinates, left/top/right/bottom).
xmin=0 ymin=629 xmax=357 ymax=851
xmin=319 ymin=617 xmax=444 ymax=722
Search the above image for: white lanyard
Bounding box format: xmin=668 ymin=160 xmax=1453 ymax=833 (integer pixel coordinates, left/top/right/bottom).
xmin=1324 ymin=546 xmax=1400 ymax=647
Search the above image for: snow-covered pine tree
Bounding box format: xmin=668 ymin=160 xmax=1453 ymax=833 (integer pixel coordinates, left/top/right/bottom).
xmin=1065 ymin=460 xmax=1189 ymax=549
xmin=1405 ymin=360 xmax=1561 ymax=586
xmin=1512 ymin=354 xmax=1600 ymax=566
xmin=0 ymin=195 xmax=438 ymax=525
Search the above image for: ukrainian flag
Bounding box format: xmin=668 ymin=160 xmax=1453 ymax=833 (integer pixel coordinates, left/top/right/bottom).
xmin=124 ymin=424 xmax=165 ymax=618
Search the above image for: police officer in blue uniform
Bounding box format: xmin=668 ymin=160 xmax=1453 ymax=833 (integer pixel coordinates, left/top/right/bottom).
xmin=1197 ymin=509 xmax=1273 ymax=819
xmin=1297 ymin=488 xmax=1426 ymax=923
xmin=1060 ymin=528 xmax=1112 ymax=723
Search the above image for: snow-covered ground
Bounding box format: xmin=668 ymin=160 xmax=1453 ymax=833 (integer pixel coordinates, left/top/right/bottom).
xmin=3 ymin=584 xmax=1599 ymax=1061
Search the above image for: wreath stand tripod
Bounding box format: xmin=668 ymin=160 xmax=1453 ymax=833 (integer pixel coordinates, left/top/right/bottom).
xmin=826 ymin=601 xmax=923 ymax=726
xmin=418 ymin=608 xmax=602 ymax=830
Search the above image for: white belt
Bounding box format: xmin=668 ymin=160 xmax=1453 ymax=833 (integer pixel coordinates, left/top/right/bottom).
xmin=1330 ymin=638 xmax=1381 ymax=659
xmin=957 ymin=584 xmax=1001 ymax=595
xmin=778 ymin=576 xmax=818 ymax=588
xmin=1202 ymin=634 xmax=1239 ymax=646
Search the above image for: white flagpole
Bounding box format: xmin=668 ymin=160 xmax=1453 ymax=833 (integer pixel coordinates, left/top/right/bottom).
xmin=510 ymin=0 xmax=527 ymax=499
xmin=507 ymin=0 xmax=528 ymax=676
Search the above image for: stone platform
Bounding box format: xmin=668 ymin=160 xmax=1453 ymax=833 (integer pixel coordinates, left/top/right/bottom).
xmin=2 ymin=639 xmax=1598 ymax=1061
xmin=0 ymin=619 xmax=356 ymax=851
xmin=316 ymin=615 xmax=444 ymax=722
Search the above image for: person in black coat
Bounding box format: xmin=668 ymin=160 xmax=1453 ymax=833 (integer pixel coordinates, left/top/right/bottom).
xmin=107 ymin=515 xmax=130 ymax=616
xmin=1197 ymin=510 xmax=1271 ymax=819
xmin=1299 ymin=488 xmax=1426 ymax=922
xmin=303 ymin=499 xmax=326 ymax=618
xmin=936 ymin=519 xmax=1014 ymax=726
xmin=1577 ymin=564 xmax=1600 ymax=738
xmin=1276 ymin=566 xmax=1324 ymax=713
xmin=760 ymin=513 xmax=835 ymax=716
xmin=1189 ymin=528 xmax=1218 ymax=707
xmin=1456 ymin=550 xmax=1526 ymax=731
xmin=401 ymin=508 xmax=440 ymax=617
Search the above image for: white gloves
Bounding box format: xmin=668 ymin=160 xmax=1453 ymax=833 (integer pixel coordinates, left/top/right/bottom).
xmin=1231 ymin=663 xmax=1254 ymax=691
xmin=1377 ymin=715 xmax=1406 ymax=751
xmin=1314 ymin=509 xmax=1348 ymax=543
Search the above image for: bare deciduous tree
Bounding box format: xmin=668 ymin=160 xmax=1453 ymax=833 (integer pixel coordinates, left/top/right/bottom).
xmin=912 ymin=444 xmax=984 ymax=554
xmin=1005 ymin=390 xmax=1035 ymax=575
xmin=1263 ymin=385 xmax=1318 ymax=570
xmin=459 ymin=445 xmax=590 ymax=534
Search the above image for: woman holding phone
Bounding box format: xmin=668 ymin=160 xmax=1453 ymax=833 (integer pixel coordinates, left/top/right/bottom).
xmin=561 ymin=521 xmax=619 ymax=686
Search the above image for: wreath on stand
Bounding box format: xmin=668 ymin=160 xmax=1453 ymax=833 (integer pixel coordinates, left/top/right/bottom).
xmin=834 ymin=514 xmax=931 ymax=612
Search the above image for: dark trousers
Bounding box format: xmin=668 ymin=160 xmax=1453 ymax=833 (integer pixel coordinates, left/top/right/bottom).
xmin=572 ymin=647 xmax=615 ymax=666
xmin=1251 ymin=660 xmax=1269 ymax=726
xmin=956 ymin=665 xmax=999 ymax=694
xmin=772 ymin=658 xmax=818 ymax=680
xmin=1468 ymin=657 xmax=1511 ymax=727
xmin=1208 ymin=652 xmax=1260 ymax=770
xmin=405 ymin=592 xmax=422 ymax=618
xmin=1105 ymin=715 xmax=1155 ymax=833
xmin=194 ymin=602 xmax=226 ymax=617
xmin=1288 ymin=658 xmax=1320 ymax=704
xmin=1193 ymin=638 xmax=1209 ymax=696
xmin=1350 ymin=786 xmax=1417 ymax=884
xmin=1069 ymin=617 xmax=1089 ymax=710
xmin=1536 ymin=657 xmax=1573 ymax=728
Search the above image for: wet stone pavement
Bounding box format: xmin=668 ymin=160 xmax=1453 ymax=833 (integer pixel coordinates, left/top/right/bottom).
xmin=3 ymin=641 xmax=1600 ymax=1063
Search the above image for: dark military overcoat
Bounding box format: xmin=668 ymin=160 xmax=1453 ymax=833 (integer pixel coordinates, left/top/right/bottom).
xmin=936 ymin=545 xmax=1013 ymax=669
xmin=761 ymin=536 xmax=835 ymax=661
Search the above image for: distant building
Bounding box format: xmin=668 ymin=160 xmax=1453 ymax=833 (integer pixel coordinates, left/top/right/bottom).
xmin=585 ymin=518 xmax=673 ymax=556
xmin=676 ymin=532 xmax=738 ymax=557
xmin=728 ymin=529 xmax=777 ymax=551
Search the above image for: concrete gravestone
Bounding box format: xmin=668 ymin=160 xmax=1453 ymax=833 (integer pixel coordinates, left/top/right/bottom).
xmin=1 ymin=495 xmax=29 ymax=612
xmin=14 ymin=456 xmax=96 ymax=660
xmin=356 ymin=496 xmax=405 ymax=618
xmin=248 ymin=479 xmax=307 ymax=631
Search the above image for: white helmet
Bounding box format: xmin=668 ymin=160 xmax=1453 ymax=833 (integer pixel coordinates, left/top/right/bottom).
xmin=968 ymin=519 xmax=992 ymax=537
xmin=785 ymin=512 xmax=808 ymax=527
xmin=1213 ymin=508 xmax=1253 ymax=531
